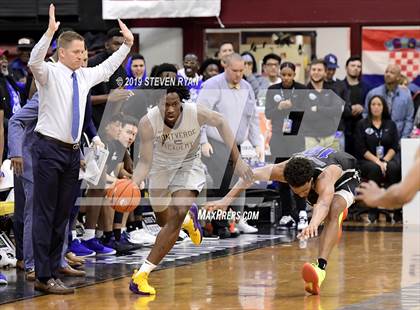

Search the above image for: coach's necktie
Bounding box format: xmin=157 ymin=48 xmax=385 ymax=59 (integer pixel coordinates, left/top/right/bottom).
xmin=71 ymin=72 xmax=80 ymax=142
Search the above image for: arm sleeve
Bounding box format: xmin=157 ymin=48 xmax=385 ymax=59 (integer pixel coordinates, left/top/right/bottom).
xmin=82 ymin=44 xmax=131 ymax=88
xmin=401 ymin=94 xmax=414 ymax=138
xmin=7 ymin=95 xmax=39 ymax=158
xmin=28 ymin=33 xmax=52 ymax=86
xmin=197 ymin=81 xmax=220 ymax=144
xmin=246 ymin=74 xmax=260 ymax=98
xmin=264 ymin=86 xmax=278 ymax=120
xmin=246 ymin=89 xmax=263 ymax=147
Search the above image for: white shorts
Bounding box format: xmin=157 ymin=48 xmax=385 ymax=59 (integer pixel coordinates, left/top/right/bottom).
xmin=334 ymin=189 xmax=355 ymax=208
xmin=148 ymin=159 xmax=206 ymax=212
xmin=333 ymin=170 xmax=360 ymax=208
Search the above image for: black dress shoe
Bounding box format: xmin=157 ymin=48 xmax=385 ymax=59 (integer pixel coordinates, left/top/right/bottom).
xmin=34 ymin=278 xmax=75 ymax=294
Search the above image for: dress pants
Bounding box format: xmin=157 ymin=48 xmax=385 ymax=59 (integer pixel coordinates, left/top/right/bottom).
xmin=32 ymin=137 xmax=80 ymax=280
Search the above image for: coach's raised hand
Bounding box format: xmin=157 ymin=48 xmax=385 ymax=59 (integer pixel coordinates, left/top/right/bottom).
xmin=118 ymin=19 xmax=134 ymax=46
xmin=47 ymin=4 xmax=60 ymax=37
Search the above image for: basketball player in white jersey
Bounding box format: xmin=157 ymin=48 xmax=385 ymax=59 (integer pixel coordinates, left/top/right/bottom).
xmin=129 ymin=82 xmax=253 ymax=295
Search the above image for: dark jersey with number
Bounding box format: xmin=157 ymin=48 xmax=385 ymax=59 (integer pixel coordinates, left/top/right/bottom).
xmin=292 ymin=146 xmax=359 ymax=205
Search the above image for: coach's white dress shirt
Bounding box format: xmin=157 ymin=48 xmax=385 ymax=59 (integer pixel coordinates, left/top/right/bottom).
xmin=29 ymin=33 xmax=130 ymax=143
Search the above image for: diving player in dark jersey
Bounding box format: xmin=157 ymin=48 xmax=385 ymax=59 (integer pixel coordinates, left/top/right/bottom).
xmin=205 ymin=146 xmax=360 ymax=295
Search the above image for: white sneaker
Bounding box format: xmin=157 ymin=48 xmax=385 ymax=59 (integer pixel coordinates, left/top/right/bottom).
xmin=128 ymin=229 xmax=156 ymax=245
xmin=278 ymin=215 xmax=296 ymax=229
xmin=297 ymin=211 xmax=308 ymax=231
xmin=237 ymin=219 xmax=258 ymax=234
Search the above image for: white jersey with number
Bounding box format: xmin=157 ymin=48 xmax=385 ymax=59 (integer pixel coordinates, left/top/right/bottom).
xmin=147 ymin=102 xmax=201 ymax=174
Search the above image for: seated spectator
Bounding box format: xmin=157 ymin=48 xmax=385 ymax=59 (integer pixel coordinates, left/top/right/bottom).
xmin=264 ymin=61 xmax=308 ymax=230
xmin=198 ymin=58 xmax=221 ymax=82
xmin=354 ymin=95 xmax=401 ymax=190
xmin=241 ymin=51 xmax=261 ymax=98
xmin=177 ymin=53 xmax=202 ymax=102
xmin=9 ymin=37 xmax=34 ymax=85
xmin=0 ymin=47 xmax=22 ymax=125
xmin=125 ymin=54 xmax=147 ymax=89
xmin=365 ymin=64 xmax=414 ymax=139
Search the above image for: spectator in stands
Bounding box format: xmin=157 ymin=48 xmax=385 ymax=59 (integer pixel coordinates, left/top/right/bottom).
xmin=241 ymin=51 xmax=261 ymax=99
xmin=365 ymin=64 xmax=414 ymax=138
xmin=178 ymin=53 xmax=200 ymax=81
xmin=178 ymin=53 xmax=202 ymax=102
xmin=89 ymin=27 xmax=132 ymax=129
xmin=399 ymin=74 xmax=409 ymax=87
xmin=218 ymin=42 xmax=234 ymax=69
xmin=258 ymin=53 xmax=281 ymax=91
xmin=324 ymin=53 xmax=340 ymax=84
xmin=338 ymin=56 xmax=370 ymax=156
xmin=198 ymin=58 xmax=221 ymax=82
xmin=354 ymin=95 xmax=401 ymax=191
xmin=9 ymin=37 xmax=34 ymax=84
xmin=0 ymin=48 xmax=22 ymax=159
xmin=0 ymin=49 xmax=22 ymax=120
xmin=198 ymin=53 xmax=262 ymax=237
xmin=302 ymin=59 xmax=344 ymax=151
xmin=264 ymin=61 xmax=308 ymax=230
xmin=100 ymin=116 xmax=141 ymax=253
xmin=125 ymin=54 xmax=147 ymax=89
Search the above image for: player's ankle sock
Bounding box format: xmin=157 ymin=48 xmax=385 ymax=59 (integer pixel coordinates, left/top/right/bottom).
xmin=317 ymin=258 xmax=328 ymax=270
xmin=82 ymin=229 xmax=95 ymax=241
xmin=136 ymin=260 xmax=157 ymax=277
xmin=103 ymin=231 xmax=113 ymax=243
xmin=114 ymin=229 xmax=121 ymax=241
xmin=183 ymin=212 xmax=192 ymax=225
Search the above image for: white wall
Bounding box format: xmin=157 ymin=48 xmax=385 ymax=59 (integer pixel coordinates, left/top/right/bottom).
xmin=314 ymin=28 xmax=350 ymax=80
xmin=130 ymin=27 xmax=351 ymax=79
xmin=131 ymin=27 xmax=183 ymax=70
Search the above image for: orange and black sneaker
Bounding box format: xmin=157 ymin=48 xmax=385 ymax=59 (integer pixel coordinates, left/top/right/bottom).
xmin=302 ymin=262 xmax=326 ymax=295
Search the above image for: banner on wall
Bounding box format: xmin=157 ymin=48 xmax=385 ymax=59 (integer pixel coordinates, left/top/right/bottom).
xmin=102 ymin=0 xmax=221 ymax=19
xmin=362 ymin=28 xmax=420 ymax=89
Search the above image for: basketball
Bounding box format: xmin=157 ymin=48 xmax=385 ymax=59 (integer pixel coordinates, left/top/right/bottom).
xmin=106 ymin=179 xmax=141 ymax=213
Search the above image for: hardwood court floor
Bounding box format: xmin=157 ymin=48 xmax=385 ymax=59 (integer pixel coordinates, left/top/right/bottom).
xmin=2 ymin=229 xmax=419 ymax=310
